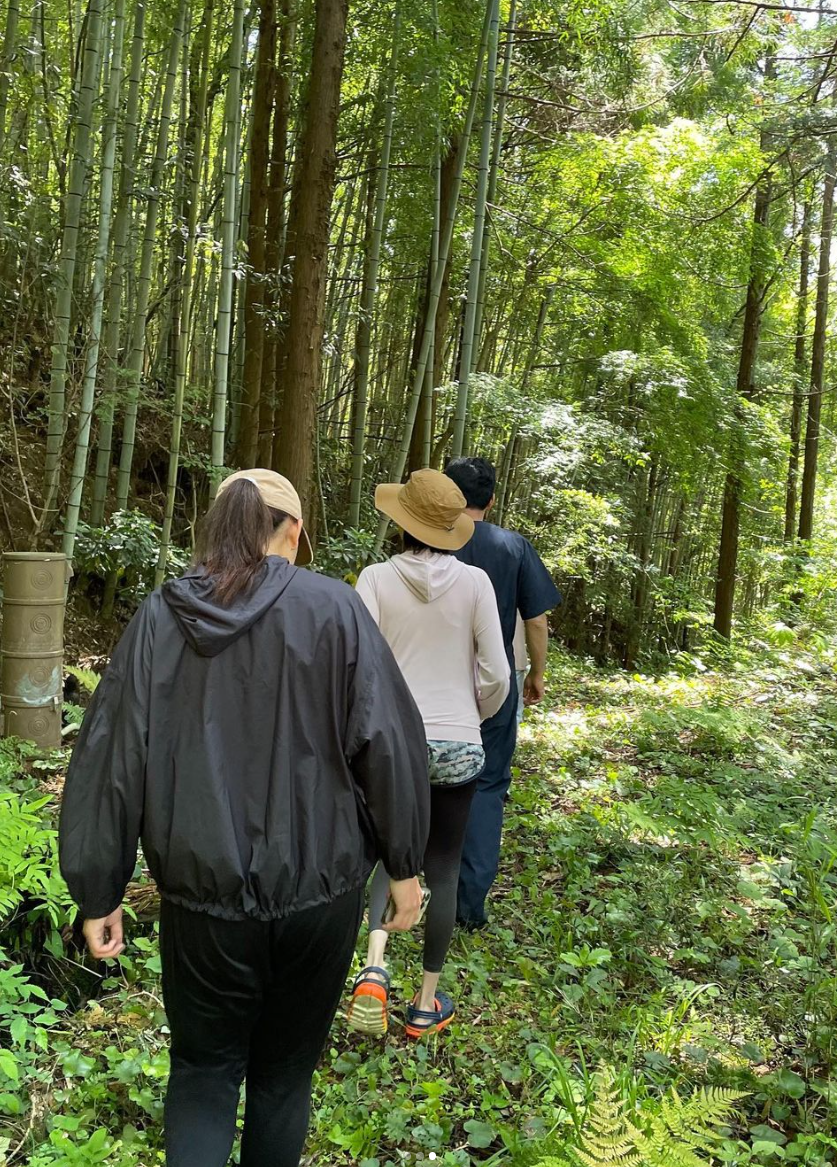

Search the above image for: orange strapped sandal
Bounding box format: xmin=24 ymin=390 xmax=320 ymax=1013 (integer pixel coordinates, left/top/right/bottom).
xmin=346 ymin=966 xmax=391 ymax=1036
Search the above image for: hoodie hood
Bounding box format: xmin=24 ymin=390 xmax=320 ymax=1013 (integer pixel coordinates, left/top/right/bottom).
xmin=162 ymin=556 xmax=297 ymax=657
xmin=390 ymin=551 xmax=465 ymax=604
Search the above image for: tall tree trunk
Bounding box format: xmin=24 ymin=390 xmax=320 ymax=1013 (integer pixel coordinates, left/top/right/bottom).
xmin=418 ymin=0 xmax=441 ymax=469
xmin=114 ymin=0 xmax=186 ymax=508
xmin=798 ymin=147 xmax=836 ymax=542
xmin=408 ymin=138 xmax=452 ymax=476
xmin=472 ymin=0 xmax=515 ymax=366
xmin=712 ymin=173 xmax=772 ymax=638
xmin=420 ymin=133 xmax=442 ymax=470
xmin=260 ymin=0 xmax=295 ymax=460
xmin=451 ymin=0 xmax=499 ymax=457
xmin=347 ymin=0 xmax=400 ymax=528
xmin=236 ymin=0 xmax=277 ymax=466
xmin=666 ymin=497 xmax=686 ymax=579
xmin=210 ymin=0 xmax=246 ymax=495
xmin=431 ymin=140 xmax=457 ymax=396
xmin=229 ymin=148 xmax=251 ymax=455
xmin=273 ymin=0 xmax=350 ymax=522
xmin=372 ymin=0 xmax=494 ymax=554
xmin=323 ymin=182 xmax=363 ymax=439
xmin=39 ymin=0 xmax=103 ymax=531
xmin=155 ymin=0 xmax=214 ymax=583
xmin=89 ymin=0 xmax=145 ymax=525
xmin=408 ymin=139 xmax=458 ymax=475
xmin=784 ymin=199 xmax=812 ymax=542
xmin=625 ymin=457 xmax=658 ymax=669
xmin=61 ymin=0 xmax=126 ymax=562
xmin=0 ymin=0 xmax=20 ymax=155
xmin=494 ymin=284 xmax=552 ymax=524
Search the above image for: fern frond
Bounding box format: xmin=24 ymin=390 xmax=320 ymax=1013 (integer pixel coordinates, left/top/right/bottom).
xmin=572 ymin=1146 xmax=640 ymax=1167
xmin=572 ymin=1066 xmax=745 ymax=1167
xmin=570 ymin=1068 xmax=640 ymax=1167
xmin=66 ymin=665 xmax=101 ymax=694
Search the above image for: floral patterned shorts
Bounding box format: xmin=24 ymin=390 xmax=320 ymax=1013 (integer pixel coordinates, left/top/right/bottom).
xmin=427 ymin=740 xmax=485 ymax=787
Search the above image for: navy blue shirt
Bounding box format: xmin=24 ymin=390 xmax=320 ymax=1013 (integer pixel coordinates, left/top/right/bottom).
xmin=454 ymin=521 xmax=561 ymax=655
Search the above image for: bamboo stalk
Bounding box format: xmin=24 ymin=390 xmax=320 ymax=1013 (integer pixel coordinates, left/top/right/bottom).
xmin=114 ymin=0 xmax=187 ymax=508
xmin=229 ymin=149 xmax=252 ymax=454
xmin=784 ymin=199 xmax=812 ymax=542
xmin=372 ymin=0 xmax=493 ymax=555
xmin=210 ymin=0 xmax=246 ymax=496
xmin=494 ymin=285 xmax=552 ymax=523
xmin=155 ymin=0 xmax=215 ymax=585
xmin=472 ymin=0 xmax=515 ymax=368
xmin=62 ymin=0 xmax=126 ymax=562
xmin=89 ymin=0 xmax=146 ymax=525
xmin=421 ymin=0 xmax=442 ymax=469
xmin=39 ymin=0 xmax=104 ymax=531
xmin=798 ymin=143 xmax=836 ymax=542
xmin=0 ymin=0 xmax=20 ymax=155
xmin=347 ymin=0 xmax=400 ymax=527
xmin=451 ymin=0 xmax=500 ymax=457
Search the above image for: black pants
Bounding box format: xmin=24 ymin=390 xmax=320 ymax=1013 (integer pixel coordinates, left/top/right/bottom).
xmin=160 ymin=889 xmax=364 ymax=1167
xmin=368 ymin=779 xmax=477 ymax=973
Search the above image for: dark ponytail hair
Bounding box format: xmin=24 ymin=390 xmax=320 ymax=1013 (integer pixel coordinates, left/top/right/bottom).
xmin=402 ymin=531 xmax=454 ymax=555
xmin=195 ymin=479 xmax=290 ymax=604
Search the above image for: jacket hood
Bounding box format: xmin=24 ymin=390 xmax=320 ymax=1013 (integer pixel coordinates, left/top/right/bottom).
xmin=162 ymin=556 xmax=297 ymax=657
xmin=390 ymin=551 xmax=464 ymax=603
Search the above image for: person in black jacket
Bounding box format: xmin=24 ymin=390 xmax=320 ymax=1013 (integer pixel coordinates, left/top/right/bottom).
xmin=59 ymin=469 xmax=430 ymax=1167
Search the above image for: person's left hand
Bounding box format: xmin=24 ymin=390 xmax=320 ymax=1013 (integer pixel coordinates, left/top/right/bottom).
xmin=83 ymin=907 xmax=125 ymax=960
xmin=523 ymin=670 xmax=545 ymax=706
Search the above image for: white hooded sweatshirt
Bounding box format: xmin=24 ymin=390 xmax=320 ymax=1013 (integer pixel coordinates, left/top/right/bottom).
xmin=355 ymin=551 xmax=510 ymax=744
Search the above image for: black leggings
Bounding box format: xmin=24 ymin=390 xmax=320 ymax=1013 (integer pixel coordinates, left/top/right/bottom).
xmin=368 ymin=779 xmax=476 ymax=973
xmin=160 ymin=889 xmax=364 ymax=1167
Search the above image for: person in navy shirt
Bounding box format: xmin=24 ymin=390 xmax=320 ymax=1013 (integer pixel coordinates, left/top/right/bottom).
xmin=445 ymin=457 xmax=561 ymax=929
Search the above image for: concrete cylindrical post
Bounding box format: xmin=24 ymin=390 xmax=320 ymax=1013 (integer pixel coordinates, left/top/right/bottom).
xmin=1 ymin=552 xmax=67 ymax=750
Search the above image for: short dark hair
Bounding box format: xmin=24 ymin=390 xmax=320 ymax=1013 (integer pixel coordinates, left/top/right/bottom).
xmin=444 ymin=457 xmax=496 ymax=510
xmin=402 ymin=531 xmax=454 ymax=555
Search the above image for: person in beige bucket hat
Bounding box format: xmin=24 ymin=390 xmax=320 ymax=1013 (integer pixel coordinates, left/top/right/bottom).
xmin=348 ymin=469 xmax=509 ymax=1039
xmin=374 ymin=468 xmax=474 ymax=552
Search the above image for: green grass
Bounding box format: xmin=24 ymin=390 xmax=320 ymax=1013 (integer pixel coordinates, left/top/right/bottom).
xmin=2 ymin=644 xmax=837 ymax=1165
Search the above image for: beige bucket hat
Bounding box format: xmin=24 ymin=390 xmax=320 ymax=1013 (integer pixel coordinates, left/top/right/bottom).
xmin=217 ymin=468 xmax=313 ymax=566
xmin=375 ymin=469 xmax=474 ymax=551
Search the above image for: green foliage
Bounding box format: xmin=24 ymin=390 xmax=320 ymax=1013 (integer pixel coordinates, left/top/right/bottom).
xmin=314 ymin=527 xmax=388 ymax=584
xmin=0 ymin=789 xmax=72 ymax=927
xmin=65 ymin=666 xmax=101 ymax=696
xmin=535 ymin=1067 xmax=743 ymax=1167
xmin=63 ymin=667 xmax=101 ymax=731
xmin=73 ymin=511 xmax=190 ymax=609
xmin=3 ymin=641 xmax=837 ymax=1162
xmin=0 ymin=737 xmax=39 ymax=788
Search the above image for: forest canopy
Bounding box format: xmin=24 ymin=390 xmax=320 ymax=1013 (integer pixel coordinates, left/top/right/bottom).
xmin=1 ymin=0 xmax=837 ymax=662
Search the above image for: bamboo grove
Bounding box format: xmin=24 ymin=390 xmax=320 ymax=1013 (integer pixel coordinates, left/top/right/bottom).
xmin=1 ymin=0 xmax=837 ymax=663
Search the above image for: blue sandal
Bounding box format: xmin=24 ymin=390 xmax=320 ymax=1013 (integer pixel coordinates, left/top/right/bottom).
xmin=406 ymin=992 xmax=455 ymax=1039
xmin=347 ymin=966 xmax=391 ymax=1036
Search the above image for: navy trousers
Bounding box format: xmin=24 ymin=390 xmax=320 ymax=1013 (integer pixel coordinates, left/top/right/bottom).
xmin=456 ymin=671 xmax=519 ymax=926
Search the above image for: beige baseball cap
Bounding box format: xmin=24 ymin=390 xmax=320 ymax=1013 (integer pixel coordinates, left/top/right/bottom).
xmin=216 ymin=468 xmax=313 ymax=566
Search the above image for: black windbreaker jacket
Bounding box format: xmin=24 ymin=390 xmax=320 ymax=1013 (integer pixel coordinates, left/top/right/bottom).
xmin=59 ymin=558 xmax=430 ymax=921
